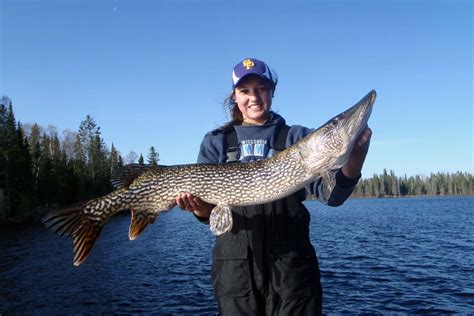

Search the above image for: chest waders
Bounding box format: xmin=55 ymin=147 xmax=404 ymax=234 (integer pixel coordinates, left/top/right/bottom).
xmin=211 ymin=125 xmax=323 ymax=316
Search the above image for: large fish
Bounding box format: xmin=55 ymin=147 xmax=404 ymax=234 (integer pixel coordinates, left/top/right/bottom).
xmin=43 ymin=90 xmax=376 ymax=266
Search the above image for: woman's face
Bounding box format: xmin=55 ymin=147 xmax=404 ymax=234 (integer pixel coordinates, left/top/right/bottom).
xmin=234 ymin=75 xmax=273 ymax=125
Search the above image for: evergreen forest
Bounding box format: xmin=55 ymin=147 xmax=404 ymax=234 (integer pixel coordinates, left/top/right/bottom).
xmin=0 ymin=97 xmax=159 ymax=223
xmin=0 ymin=97 xmax=472 ymax=224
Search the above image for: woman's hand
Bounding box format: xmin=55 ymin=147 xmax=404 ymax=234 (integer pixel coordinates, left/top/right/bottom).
xmin=341 ymin=126 xmax=372 ymax=179
xmin=176 ymin=192 xmax=214 ymax=219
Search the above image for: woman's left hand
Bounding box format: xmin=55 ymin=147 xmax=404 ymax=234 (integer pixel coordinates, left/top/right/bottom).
xmin=341 ymin=126 xmax=372 ymax=179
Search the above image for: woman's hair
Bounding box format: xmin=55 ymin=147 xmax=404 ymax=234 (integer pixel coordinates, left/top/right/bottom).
xmin=224 ymin=91 xmax=242 ymax=122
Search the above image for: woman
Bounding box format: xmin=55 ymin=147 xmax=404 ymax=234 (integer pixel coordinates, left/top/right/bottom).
xmin=177 ymin=58 xmax=372 ymax=315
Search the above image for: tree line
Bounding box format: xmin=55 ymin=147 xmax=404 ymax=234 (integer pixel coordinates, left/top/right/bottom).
xmin=0 ymin=96 xmax=159 ymax=223
xmin=352 ymin=169 xmax=473 ymax=198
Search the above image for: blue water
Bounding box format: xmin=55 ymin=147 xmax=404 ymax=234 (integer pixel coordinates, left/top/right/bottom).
xmin=1 ymin=196 xmax=473 ymax=314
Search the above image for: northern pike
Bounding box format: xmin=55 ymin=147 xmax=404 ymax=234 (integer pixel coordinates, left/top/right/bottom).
xmin=43 ymin=90 xmax=376 ymax=266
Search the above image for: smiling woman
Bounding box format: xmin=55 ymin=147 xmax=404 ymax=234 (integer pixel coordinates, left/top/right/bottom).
xmin=228 ymin=58 xmax=277 ymax=125
xmin=233 ymin=76 xmax=273 ymax=125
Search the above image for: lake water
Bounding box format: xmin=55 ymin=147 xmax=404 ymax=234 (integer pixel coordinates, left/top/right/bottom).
xmin=1 ymin=196 xmax=473 ymax=314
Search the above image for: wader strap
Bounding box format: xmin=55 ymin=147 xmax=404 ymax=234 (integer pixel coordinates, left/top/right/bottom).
xmin=225 ymin=124 xmax=291 ymax=162
xmin=225 ymin=128 xmax=240 ymax=162
xmin=273 ymin=124 xmax=290 ymax=153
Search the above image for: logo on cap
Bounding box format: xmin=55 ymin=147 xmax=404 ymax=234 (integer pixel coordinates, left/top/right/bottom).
xmin=242 ymin=59 xmax=255 ymax=70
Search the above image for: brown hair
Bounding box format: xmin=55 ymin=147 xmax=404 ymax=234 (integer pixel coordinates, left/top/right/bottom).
xmin=224 ymin=91 xmax=243 ymax=123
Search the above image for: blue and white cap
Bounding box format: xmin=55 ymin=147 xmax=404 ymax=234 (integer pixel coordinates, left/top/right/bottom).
xmin=232 ymin=58 xmax=278 ymax=89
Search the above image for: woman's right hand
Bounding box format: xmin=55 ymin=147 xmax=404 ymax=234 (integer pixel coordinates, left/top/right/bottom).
xmin=176 ymin=192 xmax=214 ymax=219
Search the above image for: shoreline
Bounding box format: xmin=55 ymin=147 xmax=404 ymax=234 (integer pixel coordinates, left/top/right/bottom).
xmin=1 ymin=194 xmax=472 ymax=228
xmin=306 ymin=193 xmax=473 ymax=200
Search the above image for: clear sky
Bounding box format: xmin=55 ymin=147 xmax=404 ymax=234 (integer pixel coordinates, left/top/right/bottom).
xmin=1 ymin=0 xmax=472 ymax=177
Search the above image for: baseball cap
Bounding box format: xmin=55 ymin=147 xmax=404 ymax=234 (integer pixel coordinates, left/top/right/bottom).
xmin=232 ymin=58 xmax=278 ymax=89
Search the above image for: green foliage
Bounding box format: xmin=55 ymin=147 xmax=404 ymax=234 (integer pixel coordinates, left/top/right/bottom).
xmin=110 ymin=143 xmax=122 ymax=174
xmin=353 ymin=170 xmax=473 ymax=198
xmin=147 ymin=146 xmax=159 ymax=165
xmin=0 ymin=100 xmax=8 ymax=220
xmin=0 ymin=96 xmax=160 ymax=222
xmin=0 ymin=189 xmax=4 ymax=221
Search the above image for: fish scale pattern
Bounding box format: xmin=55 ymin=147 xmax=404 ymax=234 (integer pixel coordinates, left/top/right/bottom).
xmin=146 ymin=149 xmax=308 ymax=209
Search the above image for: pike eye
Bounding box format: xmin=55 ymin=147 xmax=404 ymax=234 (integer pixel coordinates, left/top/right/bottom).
xmin=332 ymin=119 xmax=339 ymax=126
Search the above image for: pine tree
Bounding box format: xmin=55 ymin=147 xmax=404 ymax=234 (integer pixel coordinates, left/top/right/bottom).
xmin=16 ymin=122 xmax=35 ymax=211
xmin=138 ymin=154 xmax=144 ymax=165
xmin=3 ymin=102 xmax=20 ymax=217
xmin=77 ymin=115 xmax=111 ymax=197
xmin=399 ymin=175 xmax=409 ymax=196
xmin=0 ymin=99 xmax=7 ymax=220
xmin=118 ymin=155 xmax=124 ymax=168
xmin=28 ymin=124 xmax=42 ymax=192
xmin=78 ymin=115 xmax=99 ymax=181
xmin=110 ymin=143 xmax=121 ymax=174
xmin=390 ymin=170 xmax=399 ymax=196
xmin=147 ymin=146 xmax=159 ymax=165
xmin=0 ymin=99 xmax=35 ymax=217
xmin=372 ymin=174 xmax=380 ymax=197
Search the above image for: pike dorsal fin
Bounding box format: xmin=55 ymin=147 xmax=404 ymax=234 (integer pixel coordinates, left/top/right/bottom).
xmin=111 ymin=164 xmax=158 ymax=189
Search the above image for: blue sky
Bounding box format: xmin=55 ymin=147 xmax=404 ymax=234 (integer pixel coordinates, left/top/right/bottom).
xmin=1 ymin=0 xmax=472 ymax=177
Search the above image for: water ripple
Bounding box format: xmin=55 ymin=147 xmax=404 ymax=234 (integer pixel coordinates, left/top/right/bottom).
xmin=1 ymin=196 xmax=472 ymax=314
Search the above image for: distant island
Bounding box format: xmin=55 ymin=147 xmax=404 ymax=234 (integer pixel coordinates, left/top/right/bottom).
xmin=1 ymin=96 xmax=472 ymax=225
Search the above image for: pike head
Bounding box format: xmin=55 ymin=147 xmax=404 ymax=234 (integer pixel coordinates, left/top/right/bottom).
xmin=297 ymin=90 xmax=376 ymax=173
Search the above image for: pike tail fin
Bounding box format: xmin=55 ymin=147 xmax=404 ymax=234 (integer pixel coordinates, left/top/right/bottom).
xmin=129 ymin=209 xmax=158 ymax=240
xmin=42 ymin=205 xmax=103 ymax=266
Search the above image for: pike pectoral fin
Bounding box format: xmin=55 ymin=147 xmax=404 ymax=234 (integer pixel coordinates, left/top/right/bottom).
xmin=209 ymin=205 xmax=233 ymax=236
xmin=42 ymin=205 xmax=102 ymax=267
xmin=129 ymin=209 xmax=158 ymax=240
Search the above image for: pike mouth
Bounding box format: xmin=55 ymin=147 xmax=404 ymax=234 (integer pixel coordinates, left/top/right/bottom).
xmin=351 ymin=90 xmax=376 ymax=137
xmin=369 ymin=90 xmax=377 ymax=104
